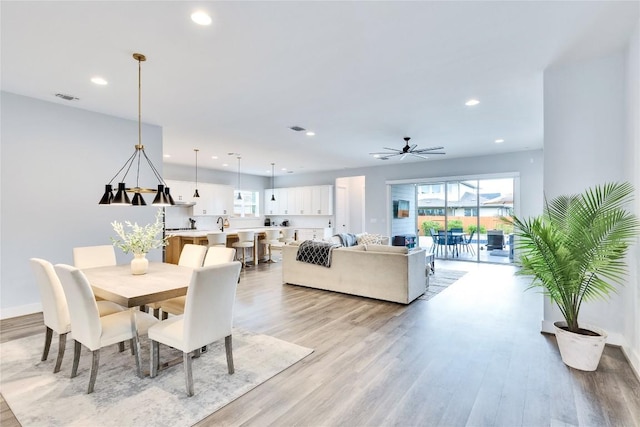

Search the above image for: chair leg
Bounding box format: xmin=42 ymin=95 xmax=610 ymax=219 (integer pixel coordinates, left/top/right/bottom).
xmin=53 ymin=332 xmax=67 ymax=373
xmin=150 ymin=340 xmax=159 ymax=378
xmin=152 ymin=307 xmax=161 ymax=319
xmin=42 ymin=326 xmax=53 ymax=361
xmin=184 ymin=352 xmax=194 ymax=397
xmin=193 ymin=348 xmax=201 ymax=359
xmin=129 ymin=339 xmax=136 ymax=355
xmin=71 ymin=340 xmax=81 ymax=378
xmin=119 ymin=341 xmax=125 ymax=353
xmin=161 ymin=311 xmax=168 ymax=320
xmin=87 ymin=349 xmax=100 ymax=394
xmin=225 ymin=335 xmax=234 ymax=374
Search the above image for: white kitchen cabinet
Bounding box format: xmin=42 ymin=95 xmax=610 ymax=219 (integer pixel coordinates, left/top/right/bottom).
xmin=311 ymin=185 xmax=333 ymax=215
xmin=165 ymin=180 xmax=232 ymax=215
xmin=164 ymin=180 xmax=194 ymax=204
xmin=295 ymin=227 xmax=333 ymax=241
xmin=192 ymin=183 xmax=233 ymax=215
xmin=264 ymin=185 xmax=334 ymax=216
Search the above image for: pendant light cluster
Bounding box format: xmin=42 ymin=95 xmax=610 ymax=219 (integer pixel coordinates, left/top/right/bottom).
xmin=99 ymin=53 xmax=174 ymax=206
xmin=193 ymin=148 xmax=200 ymax=198
xmin=270 ymin=162 xmax=276 ymax=201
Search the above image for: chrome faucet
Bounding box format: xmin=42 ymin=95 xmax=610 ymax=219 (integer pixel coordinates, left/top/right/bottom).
xmin=217 ymin=217 xmax=224 ymax=232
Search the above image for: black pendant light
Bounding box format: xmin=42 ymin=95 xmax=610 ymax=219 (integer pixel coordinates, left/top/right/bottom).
xmin=236 ymin=156 xmax=242 ymax=200
xmin=270 ymin=162 xmax=276 ymax=202
xmin=98 ymin=53 xmax=174 ymax=206
xmin=193 ymin=148 xmax=200 ymax=198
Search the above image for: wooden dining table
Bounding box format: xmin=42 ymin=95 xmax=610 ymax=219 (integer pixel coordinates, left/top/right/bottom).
xmin=82 ymin=262 xmax=193 ymax=377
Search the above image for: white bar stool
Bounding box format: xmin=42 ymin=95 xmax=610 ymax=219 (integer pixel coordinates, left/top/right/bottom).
xmin=259 ymin=229 xmax=281 ymax=263
xmin=207 ymin=233 xmax=227 ymax=247
xmin=232 ymin=230 xmax=255 ymax=268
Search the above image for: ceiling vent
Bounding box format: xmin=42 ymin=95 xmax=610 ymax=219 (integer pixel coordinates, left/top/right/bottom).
xmin=289 ymin=126 xmax=306 ymax=132
xmin=55 ymin=93 xmax=79 ymax=101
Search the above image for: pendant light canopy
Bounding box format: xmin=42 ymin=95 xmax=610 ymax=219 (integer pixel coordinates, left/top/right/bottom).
xmin=236 ymin=156 xmax=242 ymax=200
xmin=193 ymin=148 xmax=200 ymax=198
xmin=98 ymin=53 xmax=174 ymax=206
xmin=270 ymin=163 xmax=276 ymax=202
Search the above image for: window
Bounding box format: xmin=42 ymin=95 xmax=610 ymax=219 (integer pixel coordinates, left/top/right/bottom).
xmin=233 ymin=190 xmax=260 ymax=217
xmin=464 ymin=208 xmax=478 ymax=216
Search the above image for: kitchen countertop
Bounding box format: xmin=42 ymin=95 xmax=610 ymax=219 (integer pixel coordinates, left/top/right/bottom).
xmin=166 ymin=226 xmax=330 ymax=238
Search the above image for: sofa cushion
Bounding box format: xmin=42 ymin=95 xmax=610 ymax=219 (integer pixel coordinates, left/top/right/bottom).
xmin=364 ymin=244 xmax=409 ymax=254
xmin=356 ymin=233 xmax=383 ymax=245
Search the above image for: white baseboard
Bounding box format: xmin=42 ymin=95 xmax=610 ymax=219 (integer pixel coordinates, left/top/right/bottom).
xmin=541 ymin=319 xmax=640 ymax=379
xmin=0 ymin=303 xmax=42 ymax=320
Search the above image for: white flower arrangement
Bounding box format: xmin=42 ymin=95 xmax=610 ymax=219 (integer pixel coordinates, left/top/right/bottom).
xmin=111 ymin=209 xmax=169 ymax=255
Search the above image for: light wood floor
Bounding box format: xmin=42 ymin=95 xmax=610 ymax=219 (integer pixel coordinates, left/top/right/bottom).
xmin=2 ymin=260 xmax=639 ymax=426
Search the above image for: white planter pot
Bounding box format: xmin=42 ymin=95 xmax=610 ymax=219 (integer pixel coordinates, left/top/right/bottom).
xmin=554 ymin=321 xmax=607 ymax=371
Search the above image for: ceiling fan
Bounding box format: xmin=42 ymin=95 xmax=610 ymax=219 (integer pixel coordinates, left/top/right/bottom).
xmin=370 ymin=137 xmax=446 ymax=160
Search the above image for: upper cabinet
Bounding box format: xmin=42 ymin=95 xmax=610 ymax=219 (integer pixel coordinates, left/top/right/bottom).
xmin=264 ymin=185 xmax=333 ymax=216
xmin=165 ymin=180 xmax=233 ymax=216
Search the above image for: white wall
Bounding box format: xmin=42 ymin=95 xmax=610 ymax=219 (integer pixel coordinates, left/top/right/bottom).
xmin=624 ymin=24 xmax=640 ymax=375
xmin=1 ymin=92 xmax=164 ymax=318
xmin=543 ymin=43 xmax=639 ymax=376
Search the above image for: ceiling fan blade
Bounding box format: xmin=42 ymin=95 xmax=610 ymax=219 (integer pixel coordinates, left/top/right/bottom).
xmin=400 ymin=153 xmax=408 ymax=161
xmin=409 ymin=144 xmax=417 ymax=151
xmin=409 ymin=153 xmax=430 ymax=160
xmin=413 ymin=146 xmax=445 ymax=153
xmin=382 ymin=147 xmax=402 ymax=152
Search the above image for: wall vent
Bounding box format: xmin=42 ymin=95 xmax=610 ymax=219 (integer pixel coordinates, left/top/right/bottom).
xmin=55 ymin=93 xmax=79 ymax=101
xmin=289 ymin=126 xmax=306 ymax=132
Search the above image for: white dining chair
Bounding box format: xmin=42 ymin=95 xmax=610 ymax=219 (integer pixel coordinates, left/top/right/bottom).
xmin=147 ymin=244 xmax=207 ymax=318
xmin=54 ymin=264 xmax=159 ymax=393
xmin=149 ymin=262 xmax=242 ymax=396
xmin=178 ymin=244 xmax=207 ymax=268
xmin=29 ymin=258 xmax=126 ymax=373
xmin=72 ymin=245 xmax=117 ymax=269
xmin=232 ymin=230 xmax=255 ymax=268
xmin=159 ymin=248 xmax=236 ymax=318
xmin=206 ymin=233 xmax=227 ymax=247
xmin=259 ymin=229 xmax=281 ymax=263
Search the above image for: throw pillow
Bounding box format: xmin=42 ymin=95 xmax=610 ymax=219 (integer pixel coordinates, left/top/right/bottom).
xmin=357 ymin=233 xmax=382 ymax=245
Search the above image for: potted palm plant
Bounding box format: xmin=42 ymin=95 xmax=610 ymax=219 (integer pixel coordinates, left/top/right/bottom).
xmin=510 ymin=182 xmax=639 ymax=371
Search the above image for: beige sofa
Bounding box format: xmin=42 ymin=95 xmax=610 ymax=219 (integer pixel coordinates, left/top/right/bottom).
xmin=282 ymin=242 xmax=428 ymax=304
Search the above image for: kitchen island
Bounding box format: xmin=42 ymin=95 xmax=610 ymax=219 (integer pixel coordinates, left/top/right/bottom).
xmin=165 ymin=227 xmax=293 ymax=265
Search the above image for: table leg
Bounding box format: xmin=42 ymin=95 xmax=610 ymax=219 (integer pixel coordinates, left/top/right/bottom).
xmin=130 ymin=308 xmax=143 ymax=378
xmin=253 ymin=235 xmax=259 ymax=266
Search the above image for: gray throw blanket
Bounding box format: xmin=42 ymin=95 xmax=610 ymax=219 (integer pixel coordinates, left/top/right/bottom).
xmin=296 ymin=240 xmax=340 ymax=267
xmin=334 ymin=233 xmax=358 ymax=247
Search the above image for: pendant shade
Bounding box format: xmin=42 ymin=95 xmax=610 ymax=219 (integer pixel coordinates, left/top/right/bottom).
xmin=152 ymin=184 xmax=172 ymax=206
xmin=112 ymin=183 xmax=131 ymax=205
xmin=131 ymin=192 xmax=147 ymax=206
xmin=98 ymin=184 xmax=114 ymax=205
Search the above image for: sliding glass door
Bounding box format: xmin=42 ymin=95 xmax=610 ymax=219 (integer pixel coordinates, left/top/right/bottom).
xmin=416 ymin=176 xmax=514 ymax=264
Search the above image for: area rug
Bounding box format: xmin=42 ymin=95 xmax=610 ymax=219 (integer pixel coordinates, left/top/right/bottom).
xmin=0 ymin=328 xmax=313 ymax=426
xmin=419 ymin=269 xmax=468 ymax=301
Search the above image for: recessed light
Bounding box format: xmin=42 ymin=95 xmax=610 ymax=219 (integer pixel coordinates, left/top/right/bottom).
xmin=211 ymin=155 xmax=218 ymax=160
xmin=494 ymin=139 xmax=505 ymax=144
xmin=306 ymin=131 xmax=315 ymax=136
xmin=163 ymin=154 xmax=171 ymax=158
xmin=222 ymin=163 xmax=228 ymax=167
xmin=91 ymin=76 xmax=108 ymax=85
xmin=465 ymin=99 xmax=480 ymax=106
xmin=191 ymin=11 xmax=212 ymax=25
xmin=281 ymin=167 xmax=287 ymax=171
